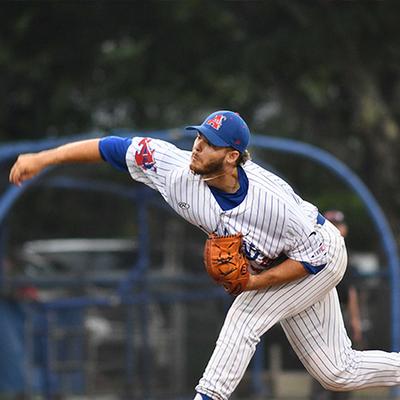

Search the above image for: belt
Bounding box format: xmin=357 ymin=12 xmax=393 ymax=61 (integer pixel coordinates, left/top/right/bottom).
xmin=316 ymin=213 xmax=326 ymax=225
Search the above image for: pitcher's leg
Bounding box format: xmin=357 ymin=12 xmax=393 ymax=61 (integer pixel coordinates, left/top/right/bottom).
xmin=195 ymin=226 xmax=348 ymax=400
xmin=195 ymin=289 xmax=277 ymax=400
xmin=281 ymin=289 xmax=400 ymax=391
xmin=195 ymin=269 xmax=345 ymax=399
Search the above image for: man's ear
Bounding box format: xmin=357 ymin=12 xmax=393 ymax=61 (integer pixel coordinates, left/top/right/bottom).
xmin=225 ymin=149 xmax=240 ymax=166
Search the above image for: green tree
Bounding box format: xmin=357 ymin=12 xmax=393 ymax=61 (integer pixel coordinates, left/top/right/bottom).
xmin=1 ymin=0 xmax=399 ymax=238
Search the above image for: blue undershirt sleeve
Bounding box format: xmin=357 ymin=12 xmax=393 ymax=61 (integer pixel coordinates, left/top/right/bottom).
xmin=301 ymin=261 xmax=327 ymax=274
xmin=99 ymin=136 xmax=132 ymax=172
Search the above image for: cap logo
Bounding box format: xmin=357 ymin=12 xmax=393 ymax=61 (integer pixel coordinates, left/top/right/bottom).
xmin=206 ymin=114 xmax=226 ymax=130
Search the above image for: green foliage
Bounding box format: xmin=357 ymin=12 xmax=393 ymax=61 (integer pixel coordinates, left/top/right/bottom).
xmin=1 ymin=1 xmax=399 ymax=236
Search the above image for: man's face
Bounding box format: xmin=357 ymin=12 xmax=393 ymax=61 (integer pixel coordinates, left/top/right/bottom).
xmin=190 ymin=133 xmax=230 ymax=175
xmin=335 ymin=223 xmax=348 ymax=238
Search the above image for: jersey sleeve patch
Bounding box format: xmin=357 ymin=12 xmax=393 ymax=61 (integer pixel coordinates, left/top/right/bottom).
xmin=134 ymin=138 xmax=157 ymax=172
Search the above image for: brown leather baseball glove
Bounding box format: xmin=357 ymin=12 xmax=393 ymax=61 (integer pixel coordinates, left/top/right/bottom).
xmin=204 ymin=233 xmax=250 ymax=295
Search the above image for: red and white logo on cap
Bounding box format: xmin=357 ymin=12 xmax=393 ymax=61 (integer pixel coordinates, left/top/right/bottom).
xmin=206 ymin=114 xmax=226 ymax=130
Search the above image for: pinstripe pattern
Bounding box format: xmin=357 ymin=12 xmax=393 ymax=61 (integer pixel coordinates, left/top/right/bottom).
xmin=126 ymin=138 xmax=326 ymax=270
xmin=196 ymin=222 xmax=400 ymax=400
xmin=123 ymin=138 xmax=400 ymax=400
xmin=283 ymin=291 xmax=400 ymax=391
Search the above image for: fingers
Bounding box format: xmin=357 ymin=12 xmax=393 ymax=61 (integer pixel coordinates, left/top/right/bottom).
xmin=9 ymin=159 xmax=23 ymax=186
xmin=9 ymin=155 xmax=34 ymax=186
xmin=9 ymin=160 xmax=18 ymax=185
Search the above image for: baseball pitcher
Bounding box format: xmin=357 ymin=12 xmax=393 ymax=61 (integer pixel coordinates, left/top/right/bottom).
xmin=9 ymin=111 xmax=400 ymax=400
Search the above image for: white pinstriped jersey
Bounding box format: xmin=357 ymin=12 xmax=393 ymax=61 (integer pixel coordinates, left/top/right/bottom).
xmin=126 ymin=137 xmax=328 ymax=271
xmin=126 ymin=136 xmax=400 ymax=398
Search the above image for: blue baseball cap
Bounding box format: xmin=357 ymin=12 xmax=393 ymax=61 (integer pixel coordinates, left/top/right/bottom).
xmin=185 ymin=110 xmax=250 ymax=153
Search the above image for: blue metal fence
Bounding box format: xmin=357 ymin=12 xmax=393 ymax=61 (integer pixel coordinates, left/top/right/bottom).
xmin=0 ymin=130 xmax=398 ymax=399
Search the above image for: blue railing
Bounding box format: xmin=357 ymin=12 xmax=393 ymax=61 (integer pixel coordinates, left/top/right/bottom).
xmin=0 ymin=130 xmax=398 ymax=398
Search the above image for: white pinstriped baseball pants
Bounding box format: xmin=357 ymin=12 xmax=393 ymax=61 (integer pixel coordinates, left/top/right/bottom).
xmin=195 ymin=221 xmax=400 ymax=400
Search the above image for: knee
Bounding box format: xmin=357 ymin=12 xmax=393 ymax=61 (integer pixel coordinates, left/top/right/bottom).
xmin=324 ymin=261 xmax=346 ymax=288
xmin=216 ymin=321 xmax=260 ymax=351
xmin=317 ymin=240 xmax=347 ymax=288
xmin=315 ymin=368 xmax=353 ymax=391
xmin=221 ymin=295 xmax=269 ymax=343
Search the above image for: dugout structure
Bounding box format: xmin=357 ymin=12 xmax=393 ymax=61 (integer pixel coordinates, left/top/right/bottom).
xmin=0 ymin=130 xmax=398 ymax=399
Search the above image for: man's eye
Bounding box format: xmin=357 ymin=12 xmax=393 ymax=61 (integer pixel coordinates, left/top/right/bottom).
xmin=198 ymin=134 xmax=210 ymax=146
xmin=203 ymin=137 xmax=211 ymax=146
